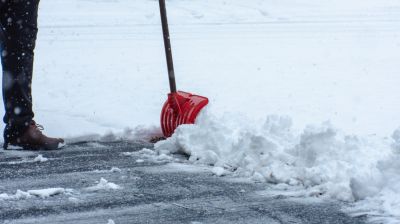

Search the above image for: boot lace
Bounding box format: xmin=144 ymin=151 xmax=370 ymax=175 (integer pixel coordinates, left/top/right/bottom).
xmin=31 ymin=121 xmax=44 ymax=131
xmin=35 ymin=123 xmax=44 ymax=131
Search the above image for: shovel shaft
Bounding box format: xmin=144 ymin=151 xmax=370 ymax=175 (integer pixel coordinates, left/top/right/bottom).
xmin=159 ymin=0 xmax=177 ymax=93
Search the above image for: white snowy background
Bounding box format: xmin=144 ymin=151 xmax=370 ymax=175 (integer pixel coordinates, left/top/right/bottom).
xmin=1 ymin=0 xmax=400 ymax=223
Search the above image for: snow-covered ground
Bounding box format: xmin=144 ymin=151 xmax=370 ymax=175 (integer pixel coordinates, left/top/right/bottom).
xmin=26 ymin=0 xmax=400 ymax=138
xmin=1 ymin=0 xmax=400 ymax=222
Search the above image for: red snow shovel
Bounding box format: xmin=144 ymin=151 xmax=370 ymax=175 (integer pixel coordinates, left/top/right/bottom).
xmin=158 ymin=0 xmax=209 ymax=137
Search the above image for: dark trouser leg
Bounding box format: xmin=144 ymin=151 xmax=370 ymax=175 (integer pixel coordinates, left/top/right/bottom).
xmin=0 ymin=0 xmax=40 ymax=141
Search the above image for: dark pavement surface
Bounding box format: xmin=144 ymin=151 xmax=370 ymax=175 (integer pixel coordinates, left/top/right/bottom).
xmin=0 ymin=141 xmax=366 ymax=224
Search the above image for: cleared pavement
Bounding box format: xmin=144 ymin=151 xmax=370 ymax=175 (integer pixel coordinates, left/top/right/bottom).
xmin=0 ymin=142 xmax=366 ymax=224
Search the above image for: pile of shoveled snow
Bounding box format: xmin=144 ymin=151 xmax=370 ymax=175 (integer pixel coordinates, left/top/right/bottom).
xmin=155 ymin=110 xmax=400 ymax=223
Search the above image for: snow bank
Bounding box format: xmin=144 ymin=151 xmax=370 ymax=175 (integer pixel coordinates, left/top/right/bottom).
xmin=155 ymin=110 xmax=400 ymax=222
xmin=85 ymin=178 xmax=122 ymax=192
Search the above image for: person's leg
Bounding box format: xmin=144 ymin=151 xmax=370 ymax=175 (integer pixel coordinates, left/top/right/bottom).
xmin=0 ymin=3 xmax=5 ymax=43
xmin=0 ymin=0 xmax=63 ymax=150
xmin=1 ymin=0 xmax=39 ymax=142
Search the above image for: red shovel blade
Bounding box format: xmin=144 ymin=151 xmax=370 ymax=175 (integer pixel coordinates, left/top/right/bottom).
xmin=161 ymin=91 xmax=209 ymax=137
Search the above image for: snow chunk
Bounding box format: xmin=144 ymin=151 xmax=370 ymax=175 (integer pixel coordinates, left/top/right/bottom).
xmin=123 ymin=148 xmax=171 ymax=163
xmin=33 ymin=154 xmax=49 ymax=162
xmin=0 ymin=188 xmax=69 ymax=200
xmin=86 ymin=178 xmax=122 ymax=192
xmin=212 ymin=167 xmax=227 ymax=176
xmin=0 ymin=190 xmax=31 ymax=200
xmin=107 ymin=219 xmax=116 ymax=224
xmin=93 ymin=167 xmax=122 ymax=173
xmin=27 ymin=188 xmax=65 ymax=199
xmin=110 ymin=167 xmax=121 ymax=173
xmin=156 ymin=153 xmax=173 ymax=162
xmin=122 ymin=148 xmax=156 ymax=157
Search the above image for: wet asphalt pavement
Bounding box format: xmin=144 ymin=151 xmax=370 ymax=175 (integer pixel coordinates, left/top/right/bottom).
xmin=0 ymin=141 xmax=366 ymax=224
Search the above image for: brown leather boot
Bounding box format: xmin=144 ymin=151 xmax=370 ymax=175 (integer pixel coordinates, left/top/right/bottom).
xmin=4 ymin=121 xmax=65 ymax=150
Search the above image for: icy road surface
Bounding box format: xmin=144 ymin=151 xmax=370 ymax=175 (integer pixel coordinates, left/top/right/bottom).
xmin=0 ymin=142 xmax=366 ymax=224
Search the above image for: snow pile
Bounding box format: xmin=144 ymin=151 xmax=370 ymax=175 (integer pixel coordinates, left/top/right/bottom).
xmin=107 ymin=219 xmax=116 ymax=224
xmin=85 ymin=178 xmax=122 ymax=192
xmin=155 ymin=111 xmax=400 ymax=222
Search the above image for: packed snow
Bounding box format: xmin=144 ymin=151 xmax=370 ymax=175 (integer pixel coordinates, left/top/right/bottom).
xmin=0 ymin=0 xmax=399 ymax=222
